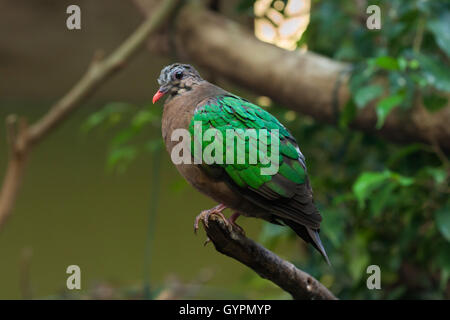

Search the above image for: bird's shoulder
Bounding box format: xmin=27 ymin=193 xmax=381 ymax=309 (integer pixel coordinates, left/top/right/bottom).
xmin=193 ymin=94 xmax=287 ymax=131
xmin=191 ymin=93 xmax=306 ymax=165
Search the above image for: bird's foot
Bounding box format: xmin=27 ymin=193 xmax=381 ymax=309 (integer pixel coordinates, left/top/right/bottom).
xmin=194 ymin=204 xmax=228 ymax=234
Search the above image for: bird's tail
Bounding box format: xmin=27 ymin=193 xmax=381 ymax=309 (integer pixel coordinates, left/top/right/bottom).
xmin=281 ymin=218 xmax=331 ymax=266
xmin=306 ymin=227 xmax=331 ymax=266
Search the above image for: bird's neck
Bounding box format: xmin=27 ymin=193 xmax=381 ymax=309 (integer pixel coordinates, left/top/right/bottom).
xmin=161 ymin=82 xmax=227 ymax=143
xmin=166 ymin=79 xmax=205 ymax=102
xmin=164 ymin=82 xmax=226 ymax=111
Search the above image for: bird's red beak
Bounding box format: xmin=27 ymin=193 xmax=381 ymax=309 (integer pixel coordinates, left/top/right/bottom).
xmin=152 ymin=89 xmax=166 ymax=104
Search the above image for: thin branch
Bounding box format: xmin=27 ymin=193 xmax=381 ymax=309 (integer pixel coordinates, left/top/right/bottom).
xmin=0 ymin=0 xmax=180 ymax=230
xmin=200 ymin=214 xmax=337 ymax=300
xmin=27 ymin=0 xmax=179 ymax=146
xmin=413 ymin=17 xmax=425 ymax=53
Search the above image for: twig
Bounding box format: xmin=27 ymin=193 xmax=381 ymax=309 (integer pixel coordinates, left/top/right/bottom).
xmin=413 ymin=18 xmax=425 ymax=53
xmin=0 ymin=0 xmax=180 ymax=230
xmin=200 ymin=214 xmax=337 ymax=300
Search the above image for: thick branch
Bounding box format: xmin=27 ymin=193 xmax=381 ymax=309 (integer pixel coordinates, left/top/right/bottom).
xmin=135 ymin=1 xmax=450 ymax=152
xmin=0 ymin=0 xmax=180 ymax=230
xmin=201 ymin=214 xmax=337 ymax=300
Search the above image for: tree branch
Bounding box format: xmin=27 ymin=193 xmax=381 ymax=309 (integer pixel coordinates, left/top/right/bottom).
xmin=134 ymin=0 xmax=450 ymax=152
xmin=200 ymin=214 xmax=337 ymax=300
xmin=0 ymin=0 xmax=180 ymax=230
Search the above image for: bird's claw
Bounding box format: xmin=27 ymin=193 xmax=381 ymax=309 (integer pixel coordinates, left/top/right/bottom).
xmin=193 ymin=204 xmax=228 ymax=234
xmin=193 ymin=205 xmax=246 ymax=244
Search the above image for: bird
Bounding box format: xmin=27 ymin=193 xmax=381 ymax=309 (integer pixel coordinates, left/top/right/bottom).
xmin=153 ymin=63 xmax=330 ymax=265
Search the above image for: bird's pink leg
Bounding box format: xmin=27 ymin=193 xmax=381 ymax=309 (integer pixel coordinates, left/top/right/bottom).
xmin=194 ymin=204 xmax=228 ymax=234
xmin=229 ymin=212 xmax=240 ymax=225
xmin=228 ymin=212 xmax=245 ymax=234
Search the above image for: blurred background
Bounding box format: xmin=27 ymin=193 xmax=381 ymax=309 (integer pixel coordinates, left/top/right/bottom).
xmin=0 ymin=0 xmax=449 ymax=299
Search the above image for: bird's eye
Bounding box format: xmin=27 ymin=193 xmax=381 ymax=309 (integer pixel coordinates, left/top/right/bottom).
xmin=174 ymin=71 xmax=183 ymax=80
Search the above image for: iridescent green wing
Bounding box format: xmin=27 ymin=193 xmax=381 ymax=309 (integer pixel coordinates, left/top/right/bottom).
xmin=189 ymin=95 xmax=320 ymax=228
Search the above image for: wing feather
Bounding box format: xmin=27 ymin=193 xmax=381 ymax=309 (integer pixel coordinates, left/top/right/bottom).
xmin=189 ymin=94 xmax=322 ymax=229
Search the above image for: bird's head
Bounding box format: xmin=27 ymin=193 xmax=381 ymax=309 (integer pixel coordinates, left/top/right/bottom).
xmin=152 ymin=63 xmax=204 ymax=104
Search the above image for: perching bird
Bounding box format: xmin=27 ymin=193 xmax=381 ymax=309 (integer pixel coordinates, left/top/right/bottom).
xmin=153 ymin=63 xmax=330 ymax=265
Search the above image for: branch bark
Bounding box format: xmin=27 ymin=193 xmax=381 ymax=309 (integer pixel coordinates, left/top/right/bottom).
xmin=0 ymin=0 xmax=180 ymax=230
xmin=201 ymin=214 xmax=337 ymax=300
xmin=134 ymin=0 xmax=450 ymax=152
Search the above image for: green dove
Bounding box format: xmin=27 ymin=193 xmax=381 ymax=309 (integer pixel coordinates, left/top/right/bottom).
xmin=153 ymin=63 xmax=330 ymax=265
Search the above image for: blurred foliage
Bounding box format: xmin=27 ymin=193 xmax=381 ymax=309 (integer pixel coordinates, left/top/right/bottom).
xmin=241 ymin=0 xmax=450 ymax=299
xmin=256 ymin=104 xmax=449 ymax=299
xmin=82 ymin=102 xmax=163 ymax=173
xmin=302 ymin=0 xmax=450 ymax=126
xmin=84 ymin=0 xmax=450 ymax=299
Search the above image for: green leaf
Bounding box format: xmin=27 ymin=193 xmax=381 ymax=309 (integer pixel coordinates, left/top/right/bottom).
xmin=435 ymin=204 xmax=450 ymax=242
xmin=107 ymin=146 xmax=138 ymax=173
xmin=354 ymin=85 xmax=384 ymax=108
xmin=427 ymin=12 xmax=450 ymax=58
xmin=391 ymin=172 xmax=415 ymax=186
xmin=398 ymin=57 xmax=408 ymax=71
xmin=353 ymin=170 xmax=414 ymax=210
xmin=423 ymin=94 xmax=448 ymax=112
xmin=370 ymin=183 xmax=396 ymax=217
xmin=375 ymin=93 xmax=405 ymax=129
xmin=374 ymin=56 xmax=399 ymax=71
xmin=320 ymin=208 xmax=345 ymax=247
xmin=132 ymin=109 xmax=158 ymax=129
xmin=81 ymin=102 xmax=132 ymax=132
xmin=353 ymin=170 xmax=391 ymax=209
xmin=346 ymin=233 xmax=370 ymax=281
xmin=409 ymin=59 xmax=419 ymax=69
